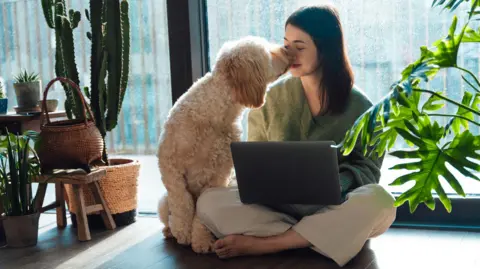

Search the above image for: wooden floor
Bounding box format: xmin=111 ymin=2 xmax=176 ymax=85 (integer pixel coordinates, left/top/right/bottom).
xmin=1 ymin=214 xmax=480 ymax=269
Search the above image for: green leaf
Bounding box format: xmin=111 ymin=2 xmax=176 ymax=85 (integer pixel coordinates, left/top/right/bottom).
xmin=395 ymin=127 xmax=426 ymax=148
xmin=421 ymin=16 xmax=467 ymax=68
xmin=446 ymin=92 xmax=480 ymax=134
xmin=422 ymin=91 xmax=446 ymax=112
xmin=6 ymin=133 xmax=20 ymax=216
xmin=382 ymin=98 xmax=391 ymax=127
xmin=367 ymin=105 xmax=380 ymax=141
xmin=341 ymin=108 xmax=370 ymax=155
xmin=432 ymin=0 xmax=471 ymax=12
xmin=389 ymin=128 xmax=480 ymax=213
xmin=462 ymin=26 xmax=480 ymax=42
xmin=401 ymin=58 xmax=440 ymax=83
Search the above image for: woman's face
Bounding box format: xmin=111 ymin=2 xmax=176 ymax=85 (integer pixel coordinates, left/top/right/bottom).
xmin=283 ymin=24 xmax=319 ymax=77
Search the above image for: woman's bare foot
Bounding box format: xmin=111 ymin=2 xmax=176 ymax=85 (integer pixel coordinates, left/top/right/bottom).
xmin=213 ymin=235 xmax=277 ymax=258
xmin=213 ymin=229 xmax=311 ymax=259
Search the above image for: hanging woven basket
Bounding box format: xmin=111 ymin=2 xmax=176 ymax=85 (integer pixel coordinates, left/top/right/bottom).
xmin=36 ymin=77 xmax=104 ymax=172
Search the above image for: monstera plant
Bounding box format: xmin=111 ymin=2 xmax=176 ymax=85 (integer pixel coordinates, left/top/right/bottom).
xmin=340 ymin=0 xmax=480 ymax=213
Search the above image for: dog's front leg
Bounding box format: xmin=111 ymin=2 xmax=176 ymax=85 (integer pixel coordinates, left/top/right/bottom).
xmin=191 ymin=214 xmax=215 ymax=254
xmin=164 ymin=174 xmax=195 ymax=246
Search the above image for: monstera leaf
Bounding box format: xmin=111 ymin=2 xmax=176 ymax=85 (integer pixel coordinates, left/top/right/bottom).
xmin=462 ymin=26 xmax=480 ymax=42
xmin=422 ymin=15 xmax=467 ymax=69
xmin=444 ymin=92 xmax=480 ymax=135
xmin=389 ymin=117 xmax=480 ymax=213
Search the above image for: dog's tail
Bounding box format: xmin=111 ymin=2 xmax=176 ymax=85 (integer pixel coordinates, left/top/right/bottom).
xmin=158 ymin=194 xmax=173 ymax=238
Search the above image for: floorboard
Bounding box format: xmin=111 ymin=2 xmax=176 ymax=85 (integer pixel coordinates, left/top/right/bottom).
xmin=1 ymin=213 xmax=479 ymax=269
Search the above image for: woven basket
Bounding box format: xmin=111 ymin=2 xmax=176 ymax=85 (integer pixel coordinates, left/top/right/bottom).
xmin=64 ymin=158 xmax=140 ymax=215
xmin=36 ymin=77 xmax=103 ymax=171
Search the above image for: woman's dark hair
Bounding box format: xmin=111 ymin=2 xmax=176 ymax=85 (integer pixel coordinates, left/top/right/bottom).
xmin=285 ymin=5 xmax=354 ymax=114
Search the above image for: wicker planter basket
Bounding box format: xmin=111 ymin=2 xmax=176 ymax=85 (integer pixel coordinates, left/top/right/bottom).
xmin=64 ymin=158 xmax=140 ymax=227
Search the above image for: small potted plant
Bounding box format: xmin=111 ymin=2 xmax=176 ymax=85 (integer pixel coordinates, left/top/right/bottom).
xmin=13 ymin=70 xmax=41 ymax=112
xmin=0 ymin=130 xmax=42 ymax=247
xmin=0 ymin=81 xmax=7 ymax=114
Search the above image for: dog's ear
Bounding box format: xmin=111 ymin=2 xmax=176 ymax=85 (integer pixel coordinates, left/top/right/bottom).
xmin=221 ymin=54 xmax=268 ymax=108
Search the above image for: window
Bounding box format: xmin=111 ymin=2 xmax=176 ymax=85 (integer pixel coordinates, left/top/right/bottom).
xmin=0 ymin=0 xmax=172 ymax=213
xmin=205 ymin=0 xmax=480 ymax=200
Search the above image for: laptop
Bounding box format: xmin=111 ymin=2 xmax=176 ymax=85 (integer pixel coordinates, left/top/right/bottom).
xmin=230 ymin=140 xmax=342 ymax=206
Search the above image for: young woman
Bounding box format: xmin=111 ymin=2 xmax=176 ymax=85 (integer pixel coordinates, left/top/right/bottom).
xmin=196 ymin=4 xmax=396 ymax=267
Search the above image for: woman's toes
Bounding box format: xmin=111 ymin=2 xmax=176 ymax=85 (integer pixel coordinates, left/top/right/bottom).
xmin=213 ymin=238 xmax=227 ymax=250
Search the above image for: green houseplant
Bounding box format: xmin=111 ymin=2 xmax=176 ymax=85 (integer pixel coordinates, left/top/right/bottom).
xmin=0 ymin=81 xmax=7 ymax=114
xmin=13 ymin=70 xmax=41 ymax=112
xmin=0 ymin=130 xmax=42 ymax=247
xmin=41 ymin=0 xmax=139 ymax=227
xmin=340 ymin=0 xmax=480 ymax=214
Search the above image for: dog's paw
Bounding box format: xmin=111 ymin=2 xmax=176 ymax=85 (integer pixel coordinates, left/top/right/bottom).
xmin=191 ymin=227 xmax=215 ymax=254
xmin=172 ymin=229 xmax=192 ymax=245
xmin=162 ymin=227 xmax=173 ymax=238
xmin=191 ymin=237 xmax=214 ymax=254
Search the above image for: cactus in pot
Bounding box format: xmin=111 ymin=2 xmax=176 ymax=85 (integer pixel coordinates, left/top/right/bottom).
xmin=13 ymin=70 xmax=41 ymax=111
xmin=41 ymin=0 xmax=84 ymax=120
xmin=41 ymin=0 xmax=137 ymax=227
xmin=42 ymin=0 xmax=130 ymax=165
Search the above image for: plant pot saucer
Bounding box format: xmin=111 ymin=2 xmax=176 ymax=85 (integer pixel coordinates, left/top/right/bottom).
xmin=14 ymin=105 xmax=41 ymax=114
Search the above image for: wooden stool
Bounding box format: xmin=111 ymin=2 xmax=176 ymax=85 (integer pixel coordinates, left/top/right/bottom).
xmin=33 ymin=168 xmax=116 ymax=241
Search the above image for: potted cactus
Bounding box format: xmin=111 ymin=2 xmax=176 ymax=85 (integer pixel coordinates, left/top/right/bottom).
xmin=0 ymin=81 xmax=7 ymax=114
xmin=0 ymin=130 xmax=42 ymax=247
xmin=13 ymin=70 xmax=41 ymax=113
xmin=41 ymin=0 xmax=139 ymax=227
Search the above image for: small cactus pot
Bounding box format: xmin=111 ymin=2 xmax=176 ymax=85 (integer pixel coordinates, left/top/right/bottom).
xmin=13 ymin=81 xmax=41 ymax=110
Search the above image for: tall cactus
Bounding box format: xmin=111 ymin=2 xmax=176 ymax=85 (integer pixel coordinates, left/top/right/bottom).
xmin=88 ymin=0 xmax=130 ymax=164
xmin=41 ymin=0 xmax=84 ymax=120
xmin=41 ymin=0 xmax=130 ymax=165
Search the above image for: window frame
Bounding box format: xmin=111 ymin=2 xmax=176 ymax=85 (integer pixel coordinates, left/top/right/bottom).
xmin=166 ymin=0 xmax=480 ymax=230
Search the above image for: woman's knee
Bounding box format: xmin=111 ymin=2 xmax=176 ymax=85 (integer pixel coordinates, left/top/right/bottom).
xmin=349 ymin=184 xmax=397 ymax=219
xmin=196 ymin=188 xmax=226 ymax=224
xmin=196 ymin=188 xmax=231 ymax=237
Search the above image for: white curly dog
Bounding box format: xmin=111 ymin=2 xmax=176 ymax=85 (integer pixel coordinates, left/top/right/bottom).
xmin=157 ymin=36 xmax=293 ymax=253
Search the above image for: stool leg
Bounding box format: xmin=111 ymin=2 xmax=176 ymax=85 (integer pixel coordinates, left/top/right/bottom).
xmin=72 ymin=184 xmax=91 ymax=241
xmin=89 ymin=181 xmax=116 ymax=230
xmin=55 ymin=182 xmax=67 ymax=229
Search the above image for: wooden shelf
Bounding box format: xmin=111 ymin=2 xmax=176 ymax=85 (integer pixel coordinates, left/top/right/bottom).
xmin=0 ymin=111 xmax=66 ymax=121
xmin=0 ymin=110 xmax=67 ymax=134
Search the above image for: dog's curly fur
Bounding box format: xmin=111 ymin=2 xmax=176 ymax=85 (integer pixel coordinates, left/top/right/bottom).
xmin=156 ymin=36 xmax=291 ymax=254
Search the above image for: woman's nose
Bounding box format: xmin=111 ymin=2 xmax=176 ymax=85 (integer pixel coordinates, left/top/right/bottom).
xmin=284 ymin=48 xmax=296 ymax=61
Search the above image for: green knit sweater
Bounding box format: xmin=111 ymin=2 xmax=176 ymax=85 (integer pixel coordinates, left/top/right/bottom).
xmin=247 ymin=75 xmax=383 ymax=197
